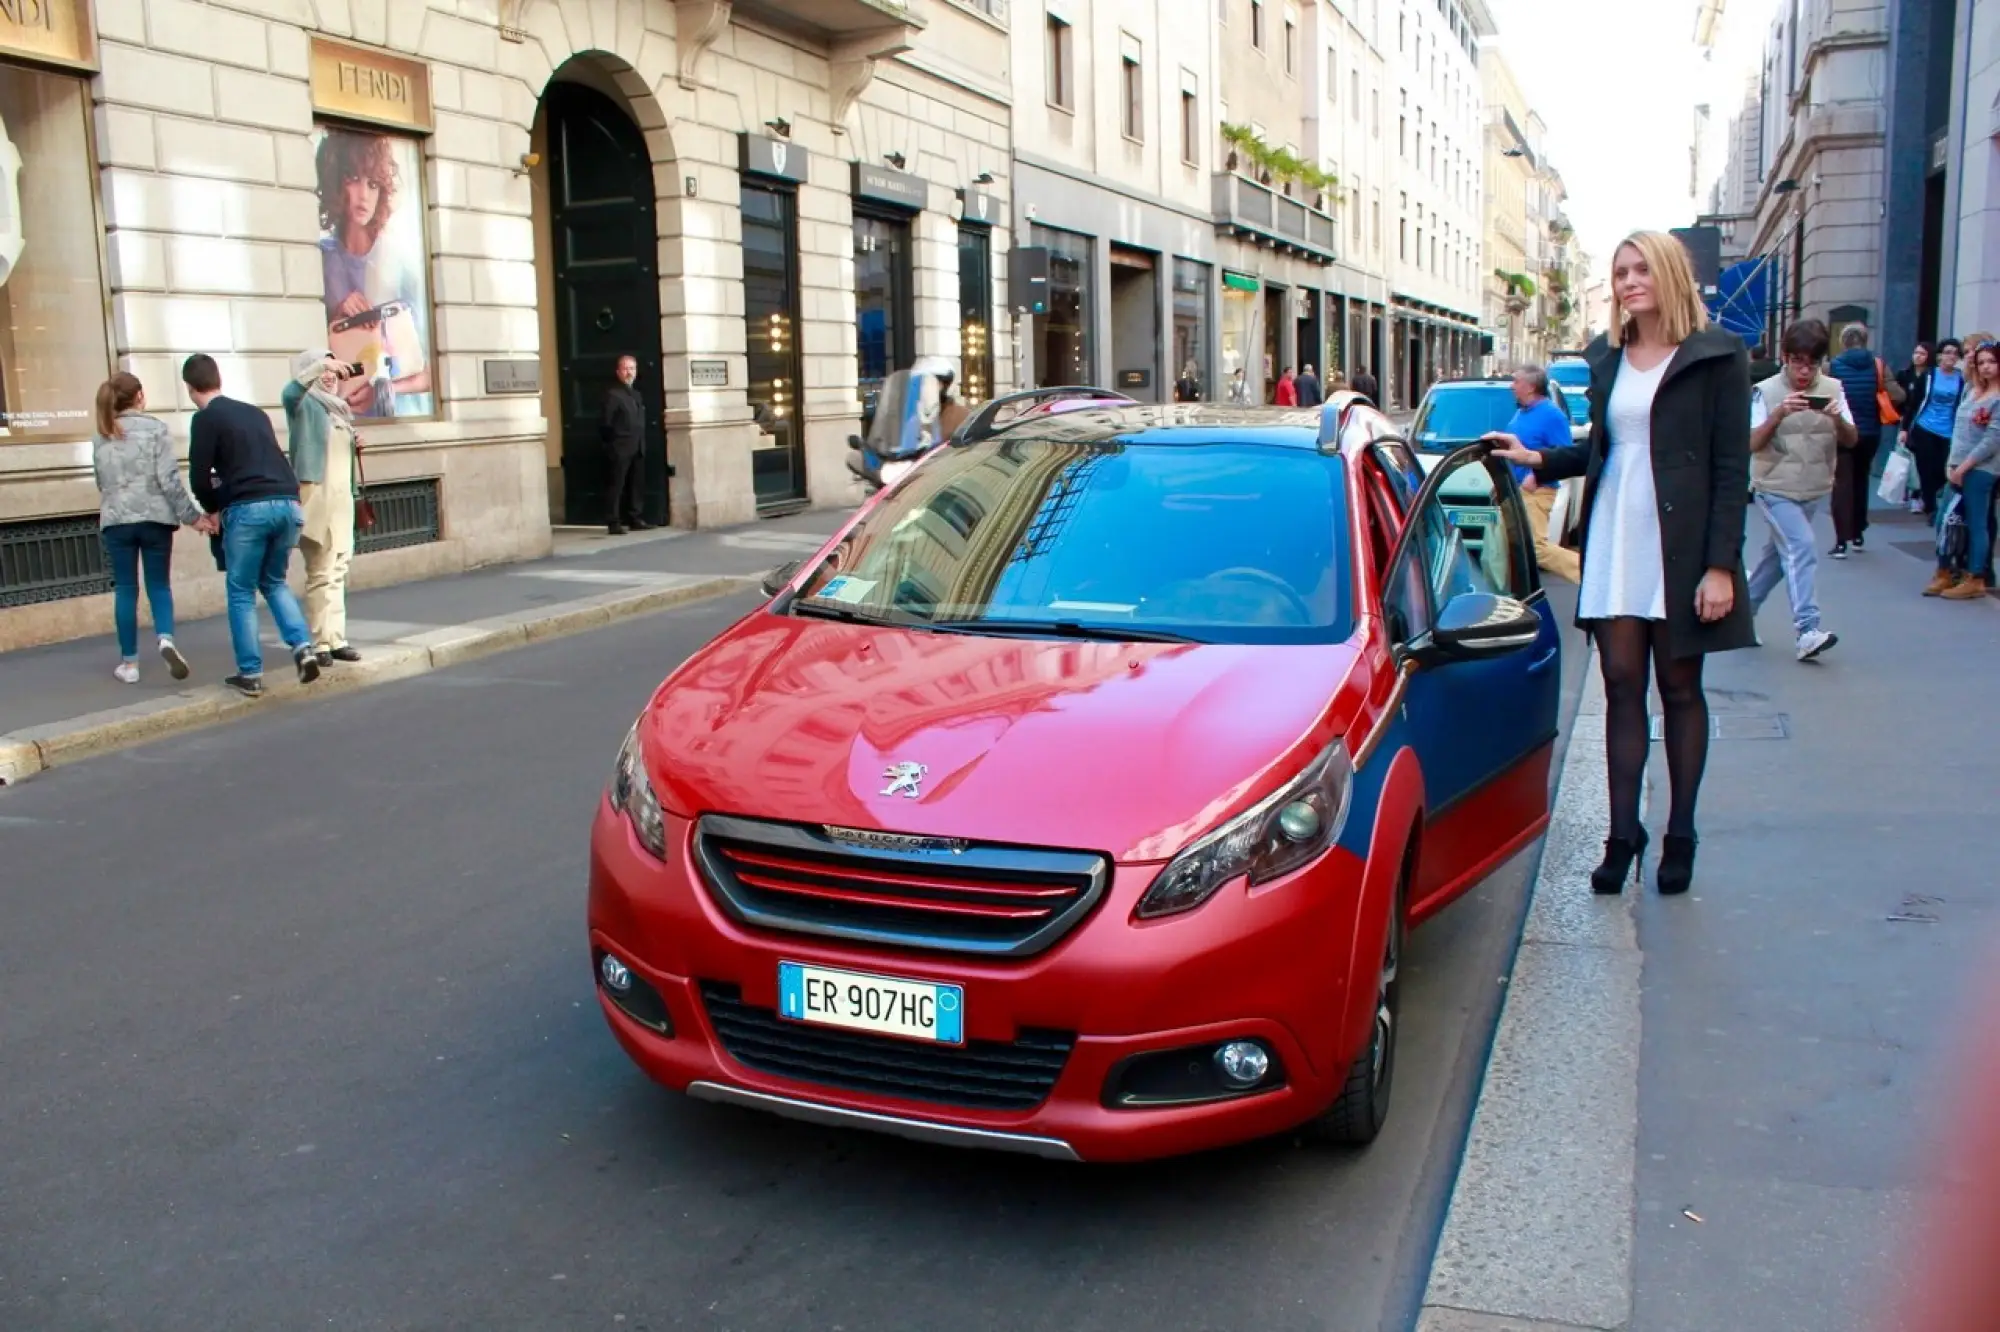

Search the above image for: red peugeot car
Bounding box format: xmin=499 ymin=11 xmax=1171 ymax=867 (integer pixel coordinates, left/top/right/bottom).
xmin=588 ymin=391 xmax=1560 ymax=1162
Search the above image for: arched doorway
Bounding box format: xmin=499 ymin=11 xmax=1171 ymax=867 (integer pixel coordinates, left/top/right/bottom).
xmin=543 ymin=80 xmax=667 ymax=527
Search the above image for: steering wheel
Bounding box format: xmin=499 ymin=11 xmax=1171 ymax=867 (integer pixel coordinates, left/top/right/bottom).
xmin=1145 ymin=566 xmax=1314 ymax=627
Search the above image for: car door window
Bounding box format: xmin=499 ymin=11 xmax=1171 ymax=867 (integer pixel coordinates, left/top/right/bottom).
xmin=1433 ymin=460 xmax=1537 ymax=601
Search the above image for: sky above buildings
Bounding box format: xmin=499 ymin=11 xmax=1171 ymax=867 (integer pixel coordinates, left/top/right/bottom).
xmin=1484 ymin=0 xmax=1781 ymax=277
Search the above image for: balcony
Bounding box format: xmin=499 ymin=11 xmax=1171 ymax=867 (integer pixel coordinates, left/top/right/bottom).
xmin=1211 ymin=173 xmax=1337 ymax=265
xmin=733 ymin=0 xmax=926 ymax=38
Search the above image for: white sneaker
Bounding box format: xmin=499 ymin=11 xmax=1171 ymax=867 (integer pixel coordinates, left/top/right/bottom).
xmin=113 ymin=661 xmax=140 ymax=684
xmin=1796 ymin=628 xmax=1837 ymax=661
xmin=158 ymin=636 xmax=189 ymax=681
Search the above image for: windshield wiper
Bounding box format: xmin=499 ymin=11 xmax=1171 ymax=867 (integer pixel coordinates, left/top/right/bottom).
xmin=926 ymin=617 xmax=1200 ymax=644
xmin=789 ymin=600 xmax=918 ymax=629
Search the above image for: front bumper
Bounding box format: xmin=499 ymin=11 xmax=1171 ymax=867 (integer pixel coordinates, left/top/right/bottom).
xmin=587 ymin=800 xmax=1373 ymax=1163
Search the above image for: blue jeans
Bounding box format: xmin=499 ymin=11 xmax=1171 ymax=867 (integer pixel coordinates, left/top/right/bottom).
xmin=101 ymin=521 xmax=177 ymax=659
xmin=222 ymin=498 xmax=311 ymax=676
xmin=1747 ymin=492 xmax=1823 ymax=638
xmin=1951 ymin=470 xmax=1998 ymax=581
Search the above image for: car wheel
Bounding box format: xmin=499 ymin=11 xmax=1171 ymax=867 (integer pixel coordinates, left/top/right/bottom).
xmin=1304 ymin=855 xmax=1407 ymax=1147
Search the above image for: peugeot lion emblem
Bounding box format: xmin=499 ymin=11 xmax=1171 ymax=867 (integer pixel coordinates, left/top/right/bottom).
xmin=771 ymin=142 xmax=788 ymax=175
xmin=880 ymin=761 xmax=927 ymax=799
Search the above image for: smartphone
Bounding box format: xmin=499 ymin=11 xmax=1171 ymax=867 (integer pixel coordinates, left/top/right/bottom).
xmin=1804 ymin=393 xmax=1831 ymax=410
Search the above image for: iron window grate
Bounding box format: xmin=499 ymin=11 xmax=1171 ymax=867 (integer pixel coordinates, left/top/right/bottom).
xmin=355 ymin=479 xmax=441 ymax=555
xmin=0 ymin=513 xmax=113 ymax=609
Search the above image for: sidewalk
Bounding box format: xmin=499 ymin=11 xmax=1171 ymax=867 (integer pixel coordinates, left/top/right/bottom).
xmin=0 ymin=509 xmax=852 ymax=784
xmin=1419 ymin=502 xmax=2000 ymax=1331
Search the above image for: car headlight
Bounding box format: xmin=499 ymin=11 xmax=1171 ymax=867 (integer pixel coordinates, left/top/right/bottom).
xmin=610 ymin=722 xmax=668 ymax=860
xmin=1135 ymin=741 xmax=1355 ymax=920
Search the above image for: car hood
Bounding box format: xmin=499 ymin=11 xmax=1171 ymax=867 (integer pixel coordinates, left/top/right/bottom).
xmin=640 ymin=613 xmax=1362 ymax=863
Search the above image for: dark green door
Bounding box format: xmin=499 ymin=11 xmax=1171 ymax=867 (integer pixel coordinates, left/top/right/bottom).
xmin=547 ymin=82 xmax=667 ymax=526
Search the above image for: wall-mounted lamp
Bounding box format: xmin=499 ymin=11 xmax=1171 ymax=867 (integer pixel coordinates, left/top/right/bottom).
xmin=973 ymin=171 xmax=995 ymax=185
xmin=514 ymin=151 xmax=541 ymax=177
xmin=1501 ymin=147 xmax=1525 ymax=158
xmin=885 ymin=151 xmax=907 ymax=170
xmin=765 ymin=117 xmax=791 ymax=138
xmin=1773 ymin=178 xmax=1800 ymax=194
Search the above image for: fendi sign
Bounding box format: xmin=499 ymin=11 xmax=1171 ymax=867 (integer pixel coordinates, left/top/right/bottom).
xmin=309 ymin=36 xmax=434 ymax=134
xmin=0 ymin=0 xmax=97 ymax=72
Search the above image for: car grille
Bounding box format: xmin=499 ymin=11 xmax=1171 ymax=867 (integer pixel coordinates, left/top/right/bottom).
xmin=693 ymin=815 xmax=1109 ymax=958
xmin=699 ymin=983 xmax=1074 ymax=1111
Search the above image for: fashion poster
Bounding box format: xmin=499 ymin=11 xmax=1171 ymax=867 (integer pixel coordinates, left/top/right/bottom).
xmin=311 ymin=126 xmax=434 ymax=419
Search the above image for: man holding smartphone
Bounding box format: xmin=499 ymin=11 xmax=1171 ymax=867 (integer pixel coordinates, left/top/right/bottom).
xmin=283 ymin=349 xmax=366 ymax=666
xmin=1748 ymin=318 xmax=1856 ymax=661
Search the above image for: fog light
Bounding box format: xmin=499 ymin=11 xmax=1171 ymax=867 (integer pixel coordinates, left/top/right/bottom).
xmin=599 ymin=953 xmax=633 ymax=993
xmin=1215 ymin=1039 xmax=1272 ymax=1088
xmin=1277 ymin=800 xmax=1322 ymax=843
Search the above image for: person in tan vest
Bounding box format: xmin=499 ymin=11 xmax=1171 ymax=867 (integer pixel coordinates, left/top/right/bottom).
xmin=1747 ymin=319 xmax=1856 ymax=661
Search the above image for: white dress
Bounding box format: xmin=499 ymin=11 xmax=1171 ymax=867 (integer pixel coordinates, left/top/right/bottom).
xmin=1578 ymin=351 xmax=1670 ymax=621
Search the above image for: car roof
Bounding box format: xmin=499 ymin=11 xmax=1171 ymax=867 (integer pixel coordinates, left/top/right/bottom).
xmin=969 ymin=396 xmax=1403 ymax=458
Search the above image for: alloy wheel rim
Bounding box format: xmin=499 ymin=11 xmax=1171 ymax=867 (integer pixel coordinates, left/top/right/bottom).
xmin=1371 ymin=916 xmax=1400 ymax=1088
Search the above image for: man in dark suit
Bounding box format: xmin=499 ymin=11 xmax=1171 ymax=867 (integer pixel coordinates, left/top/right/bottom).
xmin=182 ymin=353 xmax=320 ymax=697
xmin=599 ymin=354 xmax=651 ymax=534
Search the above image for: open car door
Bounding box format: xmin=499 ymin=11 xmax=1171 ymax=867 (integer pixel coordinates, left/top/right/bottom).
xmin=1369 ymin=439 xmax=1561 ymax=918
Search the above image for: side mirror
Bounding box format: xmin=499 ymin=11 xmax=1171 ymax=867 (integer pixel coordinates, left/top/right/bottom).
xmin=1419 ymin=591 xmax=1541 ymax=664
xmin=760 ymin=559 xmax=802 ymax=599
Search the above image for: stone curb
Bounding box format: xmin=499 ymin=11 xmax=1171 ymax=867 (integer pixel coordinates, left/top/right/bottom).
xmin=0 ymin=573 xmax=757 ymax=786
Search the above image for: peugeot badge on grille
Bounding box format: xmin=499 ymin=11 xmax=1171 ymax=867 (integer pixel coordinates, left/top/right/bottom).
xmin=823 ymin=825 xmax=968 ymax=855
xmin=880 ymin=761 xmax=927 ymax=799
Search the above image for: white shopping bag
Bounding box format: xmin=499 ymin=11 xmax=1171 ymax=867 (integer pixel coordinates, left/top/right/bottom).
xmin=1878 ymin=445 xmax=1915 ymax=505
xmin=1546 ymin=479 xmax=1574 ymax=544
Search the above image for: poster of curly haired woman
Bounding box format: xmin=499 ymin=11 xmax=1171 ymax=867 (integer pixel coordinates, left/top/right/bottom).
xmin=311 ymin=126 xmax=434 ymax=418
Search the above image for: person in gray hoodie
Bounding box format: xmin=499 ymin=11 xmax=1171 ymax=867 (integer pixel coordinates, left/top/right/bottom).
xmin=91 ymin=372 xmax=216 ymax=684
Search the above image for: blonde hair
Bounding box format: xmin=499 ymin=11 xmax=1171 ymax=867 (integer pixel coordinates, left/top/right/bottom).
xmin=1607 ymin=230 xmax=1709 ymax=348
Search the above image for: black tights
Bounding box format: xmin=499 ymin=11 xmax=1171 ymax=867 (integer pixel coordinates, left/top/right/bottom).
xmin=1593 ymin=618 xmax=1709 ymax=842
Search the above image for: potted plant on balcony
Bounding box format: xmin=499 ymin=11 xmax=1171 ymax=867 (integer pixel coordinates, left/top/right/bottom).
xmin=1495 ymin=269 xmax=1536 ymax=314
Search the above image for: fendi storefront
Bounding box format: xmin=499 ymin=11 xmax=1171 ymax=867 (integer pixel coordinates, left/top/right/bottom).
xmin=0 ymin=1 xmax=117 ymax=625
xmin=0 ymin=0 xmax=1012 ymax=651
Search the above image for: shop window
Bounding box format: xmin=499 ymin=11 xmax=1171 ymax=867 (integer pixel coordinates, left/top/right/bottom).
xmin=311 ymin=124 xmax=435 ymax=419
xmin=1031 ymin=225 xmax=1090 ymax=388
xmin=855 ymin=211 xmax=914 ymax=413
xmin=957 ymin=226 xmax=994 ymax=404
xmin=0 ymin=66 xmax=111 ymax=441
xmin=1172 ymin=260 xmax=1210 ymax=402
xmin=742 ymin=183 xmax=807 ymax=508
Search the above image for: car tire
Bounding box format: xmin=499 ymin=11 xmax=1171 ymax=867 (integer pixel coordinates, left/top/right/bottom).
xmin=1303 ymin=852 xmax=1407 ymax=1147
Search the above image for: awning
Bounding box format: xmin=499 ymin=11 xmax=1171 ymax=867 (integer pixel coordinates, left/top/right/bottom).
xmin=1222 ymin=271 xmax=1260 ymax=293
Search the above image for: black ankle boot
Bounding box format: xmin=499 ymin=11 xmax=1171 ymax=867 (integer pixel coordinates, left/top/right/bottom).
xmin=1657 ymin=834 xmax=1697 ymax=895
xmin=1590 ymin=828 xmax=1649 ymax=895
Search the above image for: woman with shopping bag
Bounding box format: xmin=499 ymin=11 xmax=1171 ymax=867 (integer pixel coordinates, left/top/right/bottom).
xmin=1929 ymin=342 xmax=2000 ymax=599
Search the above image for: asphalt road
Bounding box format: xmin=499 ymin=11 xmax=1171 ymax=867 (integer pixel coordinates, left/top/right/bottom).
xmin=0 ymin=587 xmax=1588 ymax=1332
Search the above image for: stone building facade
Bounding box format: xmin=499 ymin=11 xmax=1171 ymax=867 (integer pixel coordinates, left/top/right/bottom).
xmin=0 ymin=0 xmax=1011 ymax=650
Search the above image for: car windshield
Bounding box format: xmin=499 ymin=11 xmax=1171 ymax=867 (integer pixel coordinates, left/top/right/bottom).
xmin=1412 ymin=386 xmax=1521 ymax=448
xmin=1547 ymin=363 xmax=1591 ymax=423
xmin=789 ymin=437 xmax=1353 ymax=644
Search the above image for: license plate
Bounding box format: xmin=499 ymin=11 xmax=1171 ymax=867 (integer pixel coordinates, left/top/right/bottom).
xmin=777 ymin=961 xmax=963 ymax=1045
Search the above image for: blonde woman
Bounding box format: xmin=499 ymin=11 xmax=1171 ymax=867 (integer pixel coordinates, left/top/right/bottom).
xmin=1489 ymin=231 xmax=1753 ymax=897
xmin=90 ymin=372 xmax=213 ymax=683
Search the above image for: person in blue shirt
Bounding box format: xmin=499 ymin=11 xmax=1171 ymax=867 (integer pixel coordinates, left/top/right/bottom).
xmin=1905 ymin=338 xmax=1965 ymax=518
xmin=1504 ymin=364 xmax=1581 ymax=582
